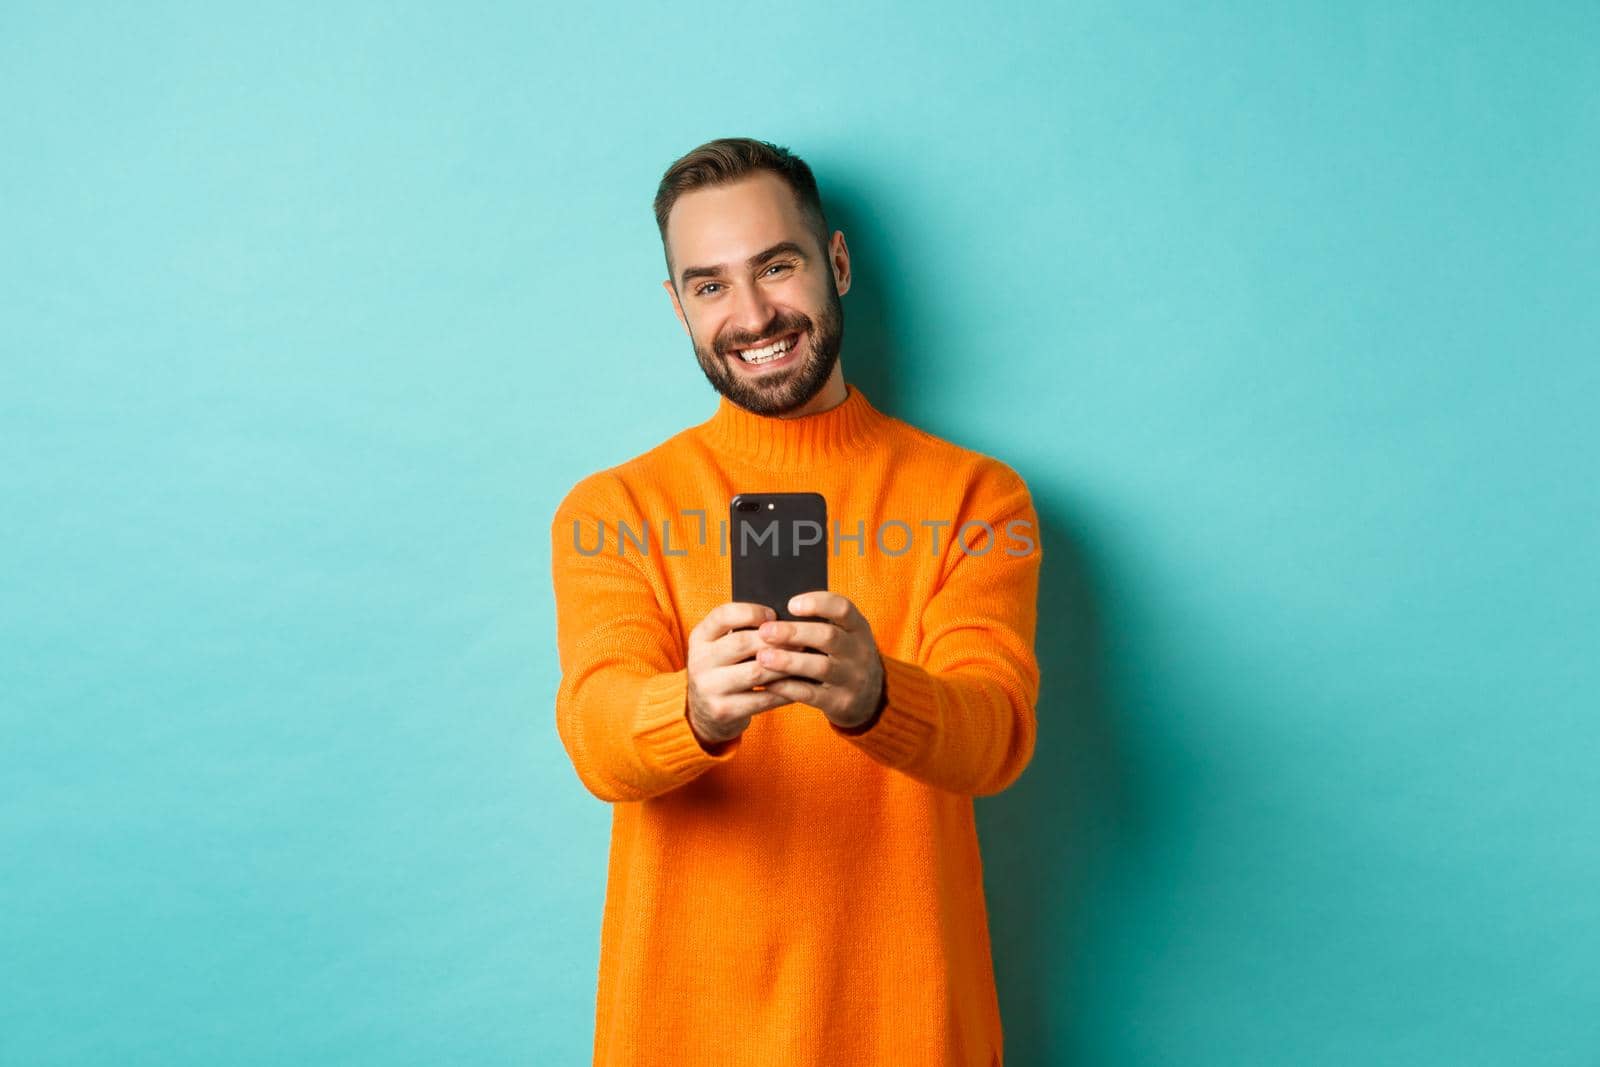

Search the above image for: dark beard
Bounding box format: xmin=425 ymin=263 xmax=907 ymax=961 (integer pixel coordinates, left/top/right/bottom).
xmin=689 ymin=283 xmax=844 ymax=416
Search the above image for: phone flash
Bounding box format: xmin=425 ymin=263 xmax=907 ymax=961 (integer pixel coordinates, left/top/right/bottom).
xmin=767 ymin=502 xmax=775 ymax=509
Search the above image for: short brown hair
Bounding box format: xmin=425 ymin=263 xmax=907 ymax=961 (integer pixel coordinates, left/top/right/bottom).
xmin=653 ymin=137 xmax=831 ymax=277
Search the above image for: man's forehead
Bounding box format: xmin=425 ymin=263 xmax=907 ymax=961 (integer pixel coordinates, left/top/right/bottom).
xmin=665 ymin=173 xmax=811 ymax=264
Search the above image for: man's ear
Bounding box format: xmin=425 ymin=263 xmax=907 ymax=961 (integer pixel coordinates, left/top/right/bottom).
xmin=829 ymin=231 xmax=852 ymax=297
xmin=662 ymin=279 xmax=691 ymax=337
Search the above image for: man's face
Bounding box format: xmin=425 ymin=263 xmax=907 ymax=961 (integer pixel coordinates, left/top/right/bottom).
xmin=662 ymin=172 xmax=849 ymax=416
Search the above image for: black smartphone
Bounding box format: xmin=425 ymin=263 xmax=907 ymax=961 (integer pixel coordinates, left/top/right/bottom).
xmin=730 ymin=492 xmax=828 ymax=624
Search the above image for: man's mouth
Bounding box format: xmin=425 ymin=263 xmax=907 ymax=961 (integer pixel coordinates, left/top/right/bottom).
xmin=729 ymin=330 xmax=804 ymax=369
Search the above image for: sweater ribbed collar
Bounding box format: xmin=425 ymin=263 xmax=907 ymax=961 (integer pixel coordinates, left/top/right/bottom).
xmin=698 ymin=382 xmax=886 ymax=470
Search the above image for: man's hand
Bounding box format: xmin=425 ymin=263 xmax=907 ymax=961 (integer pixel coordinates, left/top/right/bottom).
xmin=686 ymin=602 xmax=796 ymax=749
xmin=755 ymin=592 xmax=886 ymax=731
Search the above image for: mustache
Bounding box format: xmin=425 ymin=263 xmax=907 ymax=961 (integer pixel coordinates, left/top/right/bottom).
xmin=715 ymin=312 xmax=812 ymax=356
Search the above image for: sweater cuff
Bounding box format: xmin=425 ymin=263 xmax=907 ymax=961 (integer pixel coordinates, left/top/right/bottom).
xmin=829 ymin=654 xmax=938 ymax=768
xmin=632 ymin=669 xmax=742 ymax=774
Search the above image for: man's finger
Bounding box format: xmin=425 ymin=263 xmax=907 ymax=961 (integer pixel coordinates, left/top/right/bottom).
xmin=786 ymin=591 xmax=864 ymax=631
xmin=703 ymin=659 xmax=793 ymax=697
xmin=692 ymin=601 xmax=777 ymax=644
xmin=756 ymin=646 xmax=833 ymax=683
xmin=761 ymin=676 xmax=821 ymax=707
xmin=702 ymin=687 xmax=795 ymax=728
xmin=756 ymin=619 xmax=838 ymax=653
xmin=705 ymin=627 xmax=772 ymax=668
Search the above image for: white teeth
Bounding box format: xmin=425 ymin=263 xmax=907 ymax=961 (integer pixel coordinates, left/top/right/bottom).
xmin=738 ymin=336 xmax=793 ymax=364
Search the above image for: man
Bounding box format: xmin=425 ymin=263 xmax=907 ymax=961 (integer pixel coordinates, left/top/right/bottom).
xmin=551 ymin=137 xmax=1041 ymax=1067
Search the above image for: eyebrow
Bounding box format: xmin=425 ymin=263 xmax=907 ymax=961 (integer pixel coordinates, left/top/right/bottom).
xmin=678 ymin=241 xmax=809 ymax=289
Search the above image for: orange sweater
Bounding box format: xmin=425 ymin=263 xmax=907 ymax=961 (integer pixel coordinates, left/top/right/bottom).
xmin=550 ymin=383 xmax=1041 ymax=1067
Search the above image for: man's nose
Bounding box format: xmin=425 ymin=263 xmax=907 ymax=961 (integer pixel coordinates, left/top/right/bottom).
xmin=729 ymin=282 xmax=778 ymax=338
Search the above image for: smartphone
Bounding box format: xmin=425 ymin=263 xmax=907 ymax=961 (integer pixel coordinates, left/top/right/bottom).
xmin=730 ymin=492 xmax=828 ymax=624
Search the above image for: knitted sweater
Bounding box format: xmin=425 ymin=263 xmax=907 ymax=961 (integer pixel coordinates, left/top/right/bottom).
xmin=550 ymin=382 xmax=1041 ymax=1067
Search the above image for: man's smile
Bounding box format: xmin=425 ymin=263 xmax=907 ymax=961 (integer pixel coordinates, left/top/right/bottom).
xmin=729 ymin=329 xmax=805 ymax=370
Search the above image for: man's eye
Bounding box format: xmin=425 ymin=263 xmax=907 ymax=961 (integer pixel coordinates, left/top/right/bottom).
xmin=696 ymin=283 xmax=723 ymax=296
xmin=764 ymin=263 xmax=793 ymax=276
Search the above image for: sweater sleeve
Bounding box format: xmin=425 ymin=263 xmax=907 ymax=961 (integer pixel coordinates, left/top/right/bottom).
xmin=829 ymin=465 xmax=1042 ymax=797
xmin=551 ymin=473 xmax=741 ymax=803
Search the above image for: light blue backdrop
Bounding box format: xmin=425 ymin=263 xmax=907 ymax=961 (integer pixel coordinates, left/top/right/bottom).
xmin=4 ymin=3 xmax=1596 ymax=1064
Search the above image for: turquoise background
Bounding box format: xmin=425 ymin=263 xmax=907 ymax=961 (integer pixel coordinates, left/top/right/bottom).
xmin=4 ymin=3 xmax=1596 ymax=1064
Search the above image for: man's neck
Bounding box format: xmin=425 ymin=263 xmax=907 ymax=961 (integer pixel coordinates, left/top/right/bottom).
xmin=775 ymin=366 xmax=848 ymax=419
